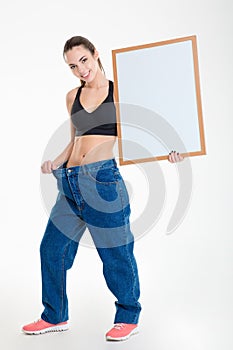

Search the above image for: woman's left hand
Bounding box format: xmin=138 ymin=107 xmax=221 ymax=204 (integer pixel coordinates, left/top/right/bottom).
xmin=168 ymin=151 xmax=184 ymax=163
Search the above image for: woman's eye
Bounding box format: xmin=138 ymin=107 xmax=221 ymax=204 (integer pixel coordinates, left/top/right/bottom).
xmin=81 ymin=58 xmax=87 ymax=63
xmin=70 ymin=65 xmax=76 ymax=70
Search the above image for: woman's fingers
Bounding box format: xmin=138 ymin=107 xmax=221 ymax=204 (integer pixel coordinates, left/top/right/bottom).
xmin=168 ymin=151 xmax=184 ymax=163
xmin=52 ymin=163 xmax=58 ymax=170
xmin=41 ymin=160 xmax=60 ymax=173
xmin=41 ymin=160 xmax=53 ymax=173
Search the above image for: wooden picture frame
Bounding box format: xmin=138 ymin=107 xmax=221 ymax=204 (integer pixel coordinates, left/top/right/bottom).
xmin=112 ymin=35 xmax=206 ymax=165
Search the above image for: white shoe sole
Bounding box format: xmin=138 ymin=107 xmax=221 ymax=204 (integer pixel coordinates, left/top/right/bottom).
xmin=22 ymin=324 xmax=69 ymax=335
xmin=106 ymin=327 xmax=139 ymax=341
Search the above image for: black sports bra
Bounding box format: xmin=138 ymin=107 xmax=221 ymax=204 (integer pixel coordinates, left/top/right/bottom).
xmin=71 ymin=80 xmax=117 ymax=137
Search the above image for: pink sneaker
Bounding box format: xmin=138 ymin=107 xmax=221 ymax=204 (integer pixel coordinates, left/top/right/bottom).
xmin=106 ymin=323 xmax=138 ymax=341
xmin=22 ymin=319 xmax=69 ymax=335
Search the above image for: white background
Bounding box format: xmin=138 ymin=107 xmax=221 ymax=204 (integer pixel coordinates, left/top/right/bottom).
xmin=1 ymin=0 xmax=233 ymax=349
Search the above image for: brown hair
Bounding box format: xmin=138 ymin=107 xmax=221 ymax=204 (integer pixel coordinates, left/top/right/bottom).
xmin=63 ymin=36 xmax=105 ymax=87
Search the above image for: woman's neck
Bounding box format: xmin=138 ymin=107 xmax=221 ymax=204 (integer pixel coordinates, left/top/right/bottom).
xmin=85 ymin=70 xmax=108 ymax=89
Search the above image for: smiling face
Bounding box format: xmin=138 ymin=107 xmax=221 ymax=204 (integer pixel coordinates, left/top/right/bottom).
xmin=64 ymin=45 xmax=100 ymax=83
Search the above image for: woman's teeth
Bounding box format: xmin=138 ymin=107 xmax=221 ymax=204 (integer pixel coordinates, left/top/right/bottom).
xmin=82 ymin=72 xmax=89 ymax=78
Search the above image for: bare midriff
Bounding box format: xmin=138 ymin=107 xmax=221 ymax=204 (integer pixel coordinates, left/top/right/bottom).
xmin=66 ymin=135 xmax=117 ymax=168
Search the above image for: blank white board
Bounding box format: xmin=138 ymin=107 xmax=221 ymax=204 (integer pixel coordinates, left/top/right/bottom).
xmin=112 ymin=35 xmax=206 ymax=165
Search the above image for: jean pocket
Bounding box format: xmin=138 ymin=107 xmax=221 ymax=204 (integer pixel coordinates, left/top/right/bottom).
xmin=87 ymin=167 xmax=122 ymax=185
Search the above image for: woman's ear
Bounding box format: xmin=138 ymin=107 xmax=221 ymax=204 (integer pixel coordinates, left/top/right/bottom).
xmin=94 ymin=49 xmax=99 ymax=60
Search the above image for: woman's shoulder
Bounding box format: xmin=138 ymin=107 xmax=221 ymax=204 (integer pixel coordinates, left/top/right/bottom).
xmin=66 ymin=85 xmax=81 ymax=105
xmin=66 ymin=86 xmax=81 ymax=113
xmin=66 ymin=86 xmax=81 ymax=101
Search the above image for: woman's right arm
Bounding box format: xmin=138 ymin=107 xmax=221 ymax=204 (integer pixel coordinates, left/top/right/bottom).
xmin=41 ymin=88 xmax=78 ymax=174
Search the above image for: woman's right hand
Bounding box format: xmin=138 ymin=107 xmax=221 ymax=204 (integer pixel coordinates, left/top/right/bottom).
xmin=41 ymin=160 xmax=58 ymax=174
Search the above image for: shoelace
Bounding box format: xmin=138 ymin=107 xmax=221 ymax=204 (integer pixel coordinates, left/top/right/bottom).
xmin=113 ymin=323 xmax=126 ymax=330
xmin=34 ymin=319 xmax=41 ymax=323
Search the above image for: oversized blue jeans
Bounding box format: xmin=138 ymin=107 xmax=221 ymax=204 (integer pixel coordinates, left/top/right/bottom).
xmin=40 ymin=158 xmax=141 ymax=325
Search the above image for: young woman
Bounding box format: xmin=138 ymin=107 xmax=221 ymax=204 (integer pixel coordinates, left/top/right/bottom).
xmin=22 ymin=36 xmax=183 ymax=341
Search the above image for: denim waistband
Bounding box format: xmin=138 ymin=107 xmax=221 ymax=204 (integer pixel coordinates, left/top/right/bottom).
xmin=52 ymin=158 xmax=117 ymax=178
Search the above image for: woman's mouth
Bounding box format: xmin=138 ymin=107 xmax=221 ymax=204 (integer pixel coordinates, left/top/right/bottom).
xmin=81 ymin=71 xmax=90 ymax=79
